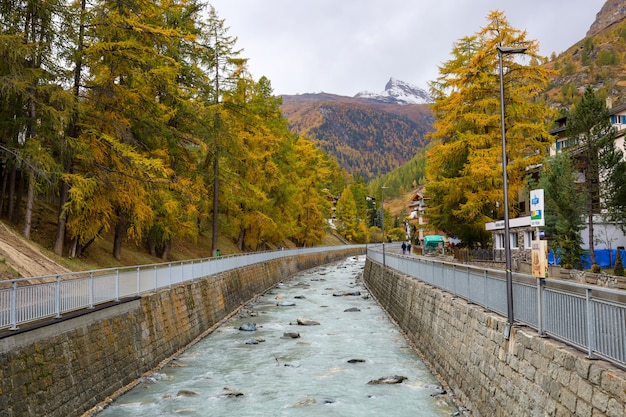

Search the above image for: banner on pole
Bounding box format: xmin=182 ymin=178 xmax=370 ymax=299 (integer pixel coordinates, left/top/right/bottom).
xmin=530 ymin=189 xmax=545 ymax=227
xmin=532 ymin=239 xmax=548 ymax=278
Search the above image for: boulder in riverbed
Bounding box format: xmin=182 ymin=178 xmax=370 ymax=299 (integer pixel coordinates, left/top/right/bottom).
xmin=333 ymin=290 xmax=361 ymax=297
xmin=296 ymin=318 xmax=320 ymax=326
xmin=222 ymin=387 xmax=244 ymax=397
xmin=238 ymin=323 xmax=256 ymax=331
xmin=367 ymin=375 xmax=407 ymax=385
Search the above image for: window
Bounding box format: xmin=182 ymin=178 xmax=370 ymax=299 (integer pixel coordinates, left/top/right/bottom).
xmin=524 ymin=231 xmax=534 ymax=249
xmin=495 ymin=233 xmax=504 ymax=249
xmin=510 ymin=232 xmax=519 ymax=249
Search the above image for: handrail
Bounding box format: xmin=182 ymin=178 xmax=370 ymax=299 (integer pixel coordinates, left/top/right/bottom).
xmin=367 ymin=246 xmax=626 ymax=370
xmin=0 ymin=245 xmax=363 ymax=331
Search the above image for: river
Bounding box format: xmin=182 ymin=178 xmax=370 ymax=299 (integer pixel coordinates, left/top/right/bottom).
xmin=97 ymin=255 xmax=460 ymax=416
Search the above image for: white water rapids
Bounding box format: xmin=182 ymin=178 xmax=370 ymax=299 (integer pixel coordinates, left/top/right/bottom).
xmin=97 ymin=255 xmax=461 ymax=416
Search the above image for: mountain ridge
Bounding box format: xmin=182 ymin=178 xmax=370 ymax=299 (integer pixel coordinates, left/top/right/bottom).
xmin=281 ymin=82 xmax=433 ymax=180
xmin=354 ymin=77 xmax=432 ymax=105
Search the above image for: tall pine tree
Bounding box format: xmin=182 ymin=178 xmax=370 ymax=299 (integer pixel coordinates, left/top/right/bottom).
xmin=425 ymin=11 xmax=554 ymax=245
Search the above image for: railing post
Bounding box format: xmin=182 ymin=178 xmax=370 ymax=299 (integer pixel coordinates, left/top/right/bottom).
xmin=89 ymin=271 xmax=94 ymax=309
xmin=168 ymin=263 xmax=172 ymax=288
xmin=537 ymin=277 xmax=545 ymax=336
xmin=154 ymin=265 xmax=158 ymax=291
xmin=55 ymin=275 xmax=61 ymax=318
xmin=466 ymin=267 xmax=472 ymax=304
xmin=115 ymin=269 xmax=120 ymax=302
xmin=452 ymin=264 xmax=457 ymax=297
xmin=586 ymin=288 xmax=595 ymax=359
xmin=483 ymin=270 xmax=489 ymax=312
xmin=10 ymin=281 xmax=17 ymax=330
xmin=136 ymin=266 xmax=141 ymax=295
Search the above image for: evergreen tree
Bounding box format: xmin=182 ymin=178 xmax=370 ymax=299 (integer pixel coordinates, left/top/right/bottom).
xmin=565 ymin=85 xmax=618 ymax=266
xmin=536 ymin=152 xmax=586 ymax=267
xmin=335 ymin=185 xmax=359 ymax=241
xmin=199 ymin=5 xmax=241 ymax=256
xmin=425 ymin=11 xmax=555 ymax=246
xmin=0 ymin=0 xmax=68 ymax=237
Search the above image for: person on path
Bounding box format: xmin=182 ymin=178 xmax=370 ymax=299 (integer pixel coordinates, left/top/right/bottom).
xmin=401 ymin=241 xmax=407 ymax=254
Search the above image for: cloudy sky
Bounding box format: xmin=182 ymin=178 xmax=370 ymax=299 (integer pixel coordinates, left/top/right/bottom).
xmin=209 ymin=0 xmax=606 ymax=96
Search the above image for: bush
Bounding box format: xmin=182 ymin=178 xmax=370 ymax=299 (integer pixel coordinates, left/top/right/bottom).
xmin=591 ymin=264 xmax=602 ymax=274
xmin=614 ymin=250 xmax=624 ymax=276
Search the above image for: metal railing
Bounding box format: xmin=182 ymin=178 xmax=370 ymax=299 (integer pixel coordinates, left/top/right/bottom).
xmin=367 ymin=246 xmax=626 ymax=369
xmin=0 ymin=245 xmax=363 ymax=331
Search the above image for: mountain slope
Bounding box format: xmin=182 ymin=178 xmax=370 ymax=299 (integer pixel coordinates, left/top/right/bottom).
xmin=546 ymin=0 xmax=626 ymax=110
xmin=281 ymin=80 xmax=433 ymax=180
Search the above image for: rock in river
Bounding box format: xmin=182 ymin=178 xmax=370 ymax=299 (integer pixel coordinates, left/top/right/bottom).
xmin=238 ymin=323 xmax=256 ymax=331
xmin=296 ymin=318 xmax=320 ymax=326
xmin=332 ymin=290 xmax=361 ymax=297
xmin=367 ymin=375 xmax=408 ymax=385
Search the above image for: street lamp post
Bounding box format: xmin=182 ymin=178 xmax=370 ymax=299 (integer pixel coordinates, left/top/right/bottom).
xmin=498 ymin=45 xmax=527 ymax=340
xmin=381 ymin=186 xmax=388 ymax=267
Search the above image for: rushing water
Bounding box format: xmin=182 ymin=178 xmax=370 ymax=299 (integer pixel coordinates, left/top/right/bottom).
xmin=97 ymin=255 xmax=460 ymax=416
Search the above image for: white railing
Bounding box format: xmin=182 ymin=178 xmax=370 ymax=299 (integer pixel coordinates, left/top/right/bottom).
xmin=367 ymin=246 xmax=626 ymax=369
xmin=0 ymin=245 xmax=363 ymax=331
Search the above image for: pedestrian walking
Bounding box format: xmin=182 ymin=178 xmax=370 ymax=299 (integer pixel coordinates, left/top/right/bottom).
xmin=401 ymin=241 xmax=407 ymax=254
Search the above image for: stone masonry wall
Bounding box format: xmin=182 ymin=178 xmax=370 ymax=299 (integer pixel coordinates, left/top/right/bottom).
xmin=363 ymin=259 xmax=626 ymax=417
xmin=0 ymin=248 xmax=362 ymax=417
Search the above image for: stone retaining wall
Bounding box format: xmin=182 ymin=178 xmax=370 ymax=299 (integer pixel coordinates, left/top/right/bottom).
xmin=0 ymin=248 xmax=362 ymax=417
xmin=363 ymin=259 xmax=626 ymax=417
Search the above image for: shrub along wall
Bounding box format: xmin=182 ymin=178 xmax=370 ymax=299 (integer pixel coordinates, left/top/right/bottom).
xmin=363 ymin=259 xmax=626 ymax=417
xmin=0 ymin=248 xmax=362 ymax=417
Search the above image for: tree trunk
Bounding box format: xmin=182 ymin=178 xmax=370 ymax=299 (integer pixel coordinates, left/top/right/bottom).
xmin=160 ymin=240 xmax=171 ymax=260
xmin=147 ymin=235 xmax=157 ymax=257
xmin=113 ymin=212 xmax=127 ymax=261
xmin=69 ymin=238 xmax=78 ymax=258
xmin=588 ymin=211 xmax=596 ymax=265
xmin=237 ymin=226 xmax=245 ymax=251
xmin=22 ymin=168 xmax=35 ymax=239
xmin=211 ymin=148 xmax=219 ymax=256
xmin=53 ymin=181 xmax=70 ymax=256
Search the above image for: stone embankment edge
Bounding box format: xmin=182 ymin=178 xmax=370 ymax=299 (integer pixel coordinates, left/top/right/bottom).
xmin=0 ymin=248 xmax=363 ymax=417
xmin=363 ymin=259 xmax=626 ymax=417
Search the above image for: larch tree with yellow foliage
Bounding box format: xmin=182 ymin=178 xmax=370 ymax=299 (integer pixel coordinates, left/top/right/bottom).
xmin=425 ymin=11 xmax=555 ymax=246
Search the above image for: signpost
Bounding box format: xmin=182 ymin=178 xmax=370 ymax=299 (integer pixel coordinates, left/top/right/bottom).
xmin=530 ymin=189 xmax=545 ymax=227
xmin=530 ymin=189 xmax=547 ymax=278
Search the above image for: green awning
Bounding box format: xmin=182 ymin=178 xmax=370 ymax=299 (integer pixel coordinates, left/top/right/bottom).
xmin=423 ymin=235 xmax=444 ymax=248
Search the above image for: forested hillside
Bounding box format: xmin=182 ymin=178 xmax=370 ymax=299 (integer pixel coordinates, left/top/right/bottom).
xmin=0 ymin=3 xmax=347 ymax=263
xmin=282 ymin=95 xmax=433 ymax=180
xmin=545 ymin=3 xmax=626 ymax=110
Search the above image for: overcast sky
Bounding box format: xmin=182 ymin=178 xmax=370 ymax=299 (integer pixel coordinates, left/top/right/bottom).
xmin=209 ymin=0 xmax=606 ymax=96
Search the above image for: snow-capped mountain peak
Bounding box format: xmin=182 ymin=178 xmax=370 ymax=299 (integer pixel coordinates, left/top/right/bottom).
xmin=354 ymin=77 xmax=432 ymax=105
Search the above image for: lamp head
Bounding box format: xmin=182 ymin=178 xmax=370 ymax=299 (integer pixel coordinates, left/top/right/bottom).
xmin=497 ymin=46 xmax=528 ymax=55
